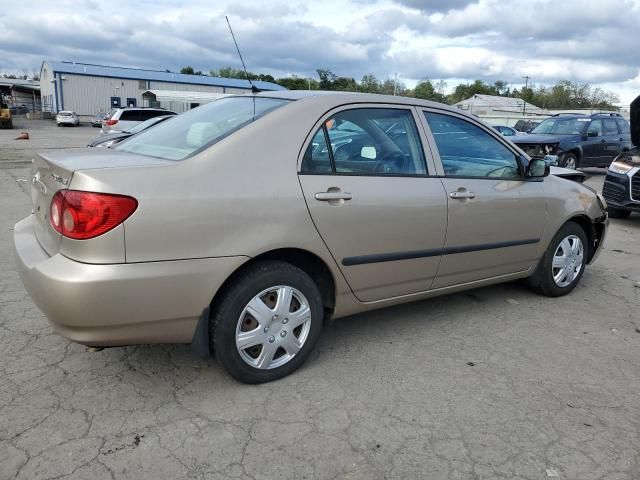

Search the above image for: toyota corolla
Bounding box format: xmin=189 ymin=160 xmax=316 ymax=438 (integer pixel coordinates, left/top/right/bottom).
xmin=14 ymin=91 xmax=608 ymax=383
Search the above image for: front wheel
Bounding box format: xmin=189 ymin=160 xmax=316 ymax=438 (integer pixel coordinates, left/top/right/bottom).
xmin=527 ymin=222 xmax=588 ymax=297
xmin=211 ymin=261 xmax=324 ymax=383
xmin=561 ymin=152 xmax=578 ymax=170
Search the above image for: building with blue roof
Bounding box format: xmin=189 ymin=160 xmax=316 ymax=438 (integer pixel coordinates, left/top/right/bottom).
xmin=40 ymin=61 xmax=285 ymax=116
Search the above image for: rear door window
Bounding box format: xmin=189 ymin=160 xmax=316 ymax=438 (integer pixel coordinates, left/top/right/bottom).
xmin=603 ymin=118 xmax=619 ymax=136
xmin=301 ymin=108 xmax=427 ymax=176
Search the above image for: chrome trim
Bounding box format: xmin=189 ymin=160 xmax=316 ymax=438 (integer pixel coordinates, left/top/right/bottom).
xmin=629 ymin=166 xmax=640 ymax=203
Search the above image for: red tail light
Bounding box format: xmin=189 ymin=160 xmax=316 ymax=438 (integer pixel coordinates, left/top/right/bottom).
xmin=104 ymin=119 xmax=118 ymax=126
xmin=50 ymin=190 xmax=137 ymax=240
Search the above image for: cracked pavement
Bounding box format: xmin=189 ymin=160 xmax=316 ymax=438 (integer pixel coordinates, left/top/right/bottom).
xmin=1 ymin=118 xmax=640 ymax=479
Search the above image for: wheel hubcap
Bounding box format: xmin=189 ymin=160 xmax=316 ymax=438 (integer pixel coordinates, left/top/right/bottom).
xmin=564 ymin=156 xmax=576 ymax=170
xmin=552 ymin=235 xmax=584 ymax=287
xmin=235 ymin=286 xmax=312 ymax=370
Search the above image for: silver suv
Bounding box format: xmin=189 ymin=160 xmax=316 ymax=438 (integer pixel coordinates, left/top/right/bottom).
xmin=101 ymin=107 xmax=176 ymax=135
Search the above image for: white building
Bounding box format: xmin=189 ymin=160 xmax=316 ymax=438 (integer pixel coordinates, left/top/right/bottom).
xmin=40 ymin=61 xmax=285 ymax=116
xmin=454 ymin=94 xmax=544 ymax=117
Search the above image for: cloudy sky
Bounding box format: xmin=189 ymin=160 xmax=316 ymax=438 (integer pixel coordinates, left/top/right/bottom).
xmin=1 ymin=0 xmax=640 ymax=102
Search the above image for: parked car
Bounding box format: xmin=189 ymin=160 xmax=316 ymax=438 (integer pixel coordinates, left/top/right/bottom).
xmin=493 ymin=125 xmax=520 ymax=137
xmin=101 ymin=107 xmax=176 ymax=135
xmin=601 ymin=95 xmax=640 ymax=218
xmin=56 ymin=111 xmax=80 ymax=126
xmin=91 ymin=112 xmax=107 ymax=127
xmin=87 ymin=115 xmax=174 ymax=148
xmin=513 ymin=119 xmax=540 ymax=133
xmin=513 ymin=113 xmax=632 ymax=169
xmin=14 ymin=92 xmax=608 ymax=383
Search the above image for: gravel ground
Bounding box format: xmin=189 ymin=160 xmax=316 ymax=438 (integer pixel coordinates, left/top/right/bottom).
xmin=1 ymin=118 xmax=639 ymax=480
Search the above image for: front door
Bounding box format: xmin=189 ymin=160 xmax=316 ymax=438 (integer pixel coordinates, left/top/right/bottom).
xmin=298 ymin=106 xmax=448 ymax=302
xmin=422 ymin=111 xmax=548 ymax=288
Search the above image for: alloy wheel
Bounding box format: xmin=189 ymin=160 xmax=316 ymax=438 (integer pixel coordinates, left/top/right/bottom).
xmin=552 ymin=235 xmax=584 ymax=287
xmin=235 ymin=285 xmax=312 ymax=370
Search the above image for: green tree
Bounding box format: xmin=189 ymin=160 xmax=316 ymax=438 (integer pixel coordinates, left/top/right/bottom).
xmin=359 ymin=74 xmax=381 ymax=93
xmin=413 ymin=80 xmax=443 ymax=101
xmin=180 ymin=66 xmax=195 ymax=75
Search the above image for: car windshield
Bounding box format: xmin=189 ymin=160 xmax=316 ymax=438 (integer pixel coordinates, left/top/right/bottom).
xmin=531 ymin=117 xmax=587 ymax=135
xmin=125 ymin=115 xmax=170 ymax=134
xmin=114 ymin=97 xmax=289 ymax=160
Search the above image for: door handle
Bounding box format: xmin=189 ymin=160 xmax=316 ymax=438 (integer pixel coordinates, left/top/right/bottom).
xmin=449 ymin=189 xmax=475 ymax=200
xmin=315 ymin=191 xmax=353 ymax=201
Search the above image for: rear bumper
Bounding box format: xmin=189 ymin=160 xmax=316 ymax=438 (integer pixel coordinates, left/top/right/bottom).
xmin=14 ymin=215 xmax=248 ymax=346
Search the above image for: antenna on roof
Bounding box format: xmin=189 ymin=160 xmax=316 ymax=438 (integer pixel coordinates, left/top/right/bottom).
xmin=225 ymin=16 xmax=260 ymax=94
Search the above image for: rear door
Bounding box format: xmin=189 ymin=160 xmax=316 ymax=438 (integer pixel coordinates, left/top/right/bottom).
xmin=421 ymin=110 xmax=548 ymax=288
xmin=602 ymin=118 xmax=623 ymax=163
xmin=298 ymin=105 xmax=448 ymax=302
xmin=582 ymin=120 xmax=605 ymax=165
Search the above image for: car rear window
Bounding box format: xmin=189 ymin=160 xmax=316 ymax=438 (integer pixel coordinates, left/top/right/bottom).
xmin=104 ymin=109 xmax=117 ymax=120
xmin=114 ymin=97 xmax=290 ymax=161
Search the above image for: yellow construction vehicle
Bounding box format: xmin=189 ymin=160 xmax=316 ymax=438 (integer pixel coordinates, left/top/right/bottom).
xmin=1 ymin=94 xmax=12 ymax=129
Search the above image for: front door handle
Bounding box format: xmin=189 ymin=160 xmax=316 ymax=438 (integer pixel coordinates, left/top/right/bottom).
xmin=315 ymin=190 xmax=353 ymax=201
xmin=449 ymin=189 xmax=475 ymax=200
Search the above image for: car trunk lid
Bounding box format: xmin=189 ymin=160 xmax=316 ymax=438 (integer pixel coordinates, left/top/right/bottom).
xmin=30 ymin=149 xmax=173 ymax=256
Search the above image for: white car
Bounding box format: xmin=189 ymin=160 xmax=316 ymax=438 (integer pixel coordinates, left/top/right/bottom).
xmin=56 ymin=111 xmax=80 ymax=127
xmin=100 ymin=107 xmax=176 ymax=135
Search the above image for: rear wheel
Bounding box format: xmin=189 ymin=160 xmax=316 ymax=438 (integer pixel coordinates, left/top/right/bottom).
xmin=527 ymin=222 xmax=588 ymax=297
xmin=608 ymin=207 xmax=631 ymax=219
xmin=561 ymin=152 xmax=578 ymax=170
xmin=211 ymin=261 xmax=324 ymax=383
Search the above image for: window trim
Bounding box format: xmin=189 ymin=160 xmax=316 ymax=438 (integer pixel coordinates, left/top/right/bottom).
xmin=420 ymin=108 xmax=528 ymax=180
xmin=298 ymin=103 xmax=436 ymax=177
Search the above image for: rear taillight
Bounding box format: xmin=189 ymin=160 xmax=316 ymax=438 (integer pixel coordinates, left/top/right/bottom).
xmin=50 ymin=190 xmax=137 ymax=240
xmin=104 ymin=119 xmax=118 ymax=126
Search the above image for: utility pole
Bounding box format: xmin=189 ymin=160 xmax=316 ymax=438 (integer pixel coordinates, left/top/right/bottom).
xmin=393 ymin=72 xmax=398 ymax=96
xmin=522 ymin=75 xmax=530 ymax=115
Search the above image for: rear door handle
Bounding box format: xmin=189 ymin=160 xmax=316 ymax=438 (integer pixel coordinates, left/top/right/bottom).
xmin=449 ymin=190 xmax=475 ymax=200
xmin=315 ymin=191 xmax=353 ymax=201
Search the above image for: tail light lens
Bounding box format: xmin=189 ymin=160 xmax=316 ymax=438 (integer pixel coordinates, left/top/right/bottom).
xmin=104 ymin=119 xmax=118 ymax=126
xmin=50 ymin=190 xmax=137 ymax=240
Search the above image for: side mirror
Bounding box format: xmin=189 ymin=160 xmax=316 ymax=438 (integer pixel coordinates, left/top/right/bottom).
xmin=587 ymin=130 xmax=599 ymax=137
xmin=527 ymin=158 xmax=550 ymax=178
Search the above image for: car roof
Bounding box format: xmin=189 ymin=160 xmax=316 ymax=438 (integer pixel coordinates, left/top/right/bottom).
xmin=248 ymin=90 xmax=473 ymax=117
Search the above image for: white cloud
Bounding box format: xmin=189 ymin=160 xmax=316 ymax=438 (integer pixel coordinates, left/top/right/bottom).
xmin=0 ymin=0 xmax=638 ymax=103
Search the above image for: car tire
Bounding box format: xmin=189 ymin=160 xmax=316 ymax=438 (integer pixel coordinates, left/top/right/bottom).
xmin=527 ymin=221 xmax=588 ymax=297
xmin=211 ymin=260 xmax=324 ymax=384
xmin=561 ymin=152 xmax=579 ymax=170
xmin=608 ymin=207 xmax=631 ymax=219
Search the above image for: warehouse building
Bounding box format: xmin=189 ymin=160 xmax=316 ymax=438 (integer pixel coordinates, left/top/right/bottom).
xmin=40 ymin=61 xmax=285 ymax=116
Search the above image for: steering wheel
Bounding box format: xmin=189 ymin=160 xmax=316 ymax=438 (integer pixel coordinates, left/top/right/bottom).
xmin=374 ymin=151 xmax=404 ymax=174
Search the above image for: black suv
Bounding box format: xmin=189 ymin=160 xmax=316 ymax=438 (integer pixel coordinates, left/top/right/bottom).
xmin=514 ymin=112 xmax=632 ymax=169
xmin=602 ymin=96 xmax=640 ymax=218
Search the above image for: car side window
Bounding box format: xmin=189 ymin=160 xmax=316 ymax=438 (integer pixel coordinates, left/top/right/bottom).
xmin=424 ymin=112 xmax=521 ymax=179
xmin=120 ymin=110 xmax=139 ymax=121
xmin=603 ymin=119 xmax=619 ymax=136
xmin=301 ymin=128 xmax=332 ymax=173
xmin=301 ymin=108 xmax=427 ymax=176
xmin=587 ymin=120 xmax=603 ymax=137
xmin=616 ymin=119 xmax=630 ymax=134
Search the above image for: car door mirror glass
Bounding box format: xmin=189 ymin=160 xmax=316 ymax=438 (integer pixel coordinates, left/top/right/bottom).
xmin=361 ymin=146 xmax=377 ymax=159
xmin=527 ymin=158 xmax=549 ymax=178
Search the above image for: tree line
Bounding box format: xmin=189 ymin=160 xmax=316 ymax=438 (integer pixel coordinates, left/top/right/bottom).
xmin=179 ymin=65 xmax=620 ymax=110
